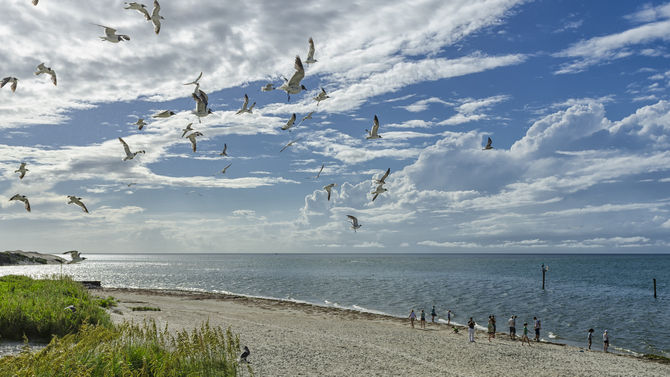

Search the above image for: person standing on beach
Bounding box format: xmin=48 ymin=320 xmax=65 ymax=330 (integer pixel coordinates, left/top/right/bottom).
xmin=587 ymin=328 xmax=594 ymax=350
xmin=603 ymin=330 xmax=609 ymax=353
xmin=533 ymin=316 xmax=541 ymax=342
xmin=509 ymin=315 xmax=517 ymax=340
xmin=492 ymin=315 xmax=496 ymax=338
xmin=468 ymin=317 xmax=476 ymax=342
xmin=409 ymin=309 xmax=416 ymax=328
xmin=521 ymin=323 xmax=531 ymax=346
xmin=487 ymin=316 xmax=495 ymax=342
xmin=447 ymin=309 xmax=452 ymax=325
xmin=431 ymin=305 xmax=437 ymax=323
xmin=420 ymin=309 xmax=426 ymax=329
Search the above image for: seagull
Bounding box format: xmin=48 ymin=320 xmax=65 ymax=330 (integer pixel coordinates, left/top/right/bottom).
xmin=375 ymin=168 xmax=390 ymax=185
xmin=150 ymin=0 xmax=164 ymax=35
xmin=280 ymin=138 xmax=301 ymax=153
xmin=35 ymin=63 xmax=57 ymax=86
xmin=118 ymin=137 xmax=145 ymax=161
xmin=323 ymin=183 xmax=336 ymax=201
xmin=67 ymin=196 xmax=89 ymax=213
xmin=240 ymin=346 xmax=250 ymax=363
xmin=124 ymin=2 xmax=151 ymax=20
xmin=220 ymin=143 xmax=228 ymax=156
xmin=314 ymin=87 xmax=329 ymax=106
xmin=221 ymin=163 xmax=232 ymax=174
xmin=181 ymin=123 xmax=193 ymax=137
xmin=1 ymin=77 xmax=18 ymax=93
xmin=483 ymin=137 xmax=493 ymax=150
xmin=32 ymin=0 xmax=38 ymax=5
xmin=371 ymin=184 xmax=387 ymax=202
xmin=127 ymin=182 xmax=136 ymax=187
xmin=305 ymin=37 xmax=317 ymax=64
xmin=366 ymin=115 xmax=382 ymax=139
xmin=63 ymin=250 xmax=86 ymax=264
xmin=96 ymin=24 xmax=130 ymax=43
xmin=314 ymin=163 xmax=324 ymax=179
xmin=261 ymin=83 xmax=274 ymax=92
xmin=186 ymin=131 xmax=203 ymax=152
xmin=277 ymin=56 xmax=306 ymax=102
xmin=184 ymin=72 xmax=202 ymax=86
xmin=299 ymin=111 xmax=314 ymax=126
xmin=347 ymin=215 xmax=362 ymax=232
xmin=192 ymin=87 xmax=212 ymax=122
xmin=192 ymin=83 xmax=208 ymax=106
xmin=15 ymin=163 xmax=28 ymax=179
xmin=236 ymin=94 xmax=255 ymax=114
xmin=153 ymin=110 xmax=175 ymax=118
xmin=9 ymin=194 xmax=30 ymax=212
xmin=134 ymin=118 xmax=147 ymax=130
xmin=281 ymin=113 xmax=296 ymax=131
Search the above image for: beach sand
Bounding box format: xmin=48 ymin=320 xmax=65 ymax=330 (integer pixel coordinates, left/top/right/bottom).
xmin=100 ymin=288 xmax=668 ymax=377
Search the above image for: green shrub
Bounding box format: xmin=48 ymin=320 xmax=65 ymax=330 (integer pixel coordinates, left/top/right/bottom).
xmin=94 ymin=296 xmax=118 ymax=309
xmin=131 ymin=306 xmax=161 ymax=312
xmin=0 ymin=320 xmax=249 ymax=376
xmin=0 ymin=275 xmax=111 ymax=340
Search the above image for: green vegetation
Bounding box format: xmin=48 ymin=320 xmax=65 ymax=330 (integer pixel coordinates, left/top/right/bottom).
xmin=644 ymin=354 xmax=670 ymax=364
xmin=0 ymin=275 xmax=111 ymax=340
xmin=93 ymin=295 xmax=118 ymax=308
xmin=0 ymin=321 xmax=248 ymax=376
xmin=131 ymin=306 xmax=161 ymax=312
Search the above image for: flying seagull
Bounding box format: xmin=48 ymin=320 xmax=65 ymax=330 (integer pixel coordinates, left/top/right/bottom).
xmin=150 ymin=0 xmax=164 ymax=35
xmin=67 ymin=196 xmax=89 ymax=213
xmin=314 ymin=163 xmax=324 ymax=179
xmin=192 ymin=87 xmax=212 ymax=122
xmin=220 ymin=143 xmax=228 ymax=156
xmin=280 ymin=138 xmax=301 ymax=153
xmin=15 ymin=163 xmax=28 ymax=179
xmin=347 ymin=215 xmax=362 ymax=232
xmin=366 ymin=115 xmax=382 ymax=139
xmin=184 ymin=72 xmax=202 ymax=86
xmin=261 ymin=83 xmax=274 ymax=92
xmin=305 ymin=37 xmax=317 ymax=64
xmin=181 ymin=123 xmax=193 ymax=137
xmin=153 ymin=110 xmax=175 ymax=118
xmin=277 ymin=56 xmax=306 ymax=102
xmin=314 ymin=87 xmax=329 ymax=106
xmin=1 ymin=77 xmax=18 ymax=93
xmin=134 ymin=118 xmax=147 ymax=130
xmin=236 ymin=94 xmax=255 ymax=114
xmin=371 ymin=184 xmax=387 ymax=202
xmin=323 ymin=183 xmax=336 ymax=201
xmin=483 ymin=137 xmax=493 ymax=150
xmin=96 ymin=24 xmax=130 ymax=43
xmin=118 ymin=137 xmax=145 ymax=161
xmin=124 ymin=2 xmax=151 ymax=20
xmin=240 ymin=346 xmax=250 ymax=363
xmin=221 ymin=163 xmax=232 ymax=174
xmin=299 ymin=111 xmax=314 ymax=126
xmin=9 ymin=194 xmax=30 ymax=212
xmin=281 ymin=113 xmax=296 ymax=131
xmin=63 ymin=250 xmax=86 ymax=264
xmin=35 ymin=63 xmax=57 ymax=86
xmin=375 ymin=168 xmax=390 ymax=185
xmin=186 ymin=131 xmax=203 ymax=152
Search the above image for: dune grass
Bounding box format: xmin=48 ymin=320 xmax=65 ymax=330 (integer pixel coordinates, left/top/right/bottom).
xmin=0 ymin=275 xmax=111 ymax=340
xmin=0 ymin=320 xmax=249 ymax=376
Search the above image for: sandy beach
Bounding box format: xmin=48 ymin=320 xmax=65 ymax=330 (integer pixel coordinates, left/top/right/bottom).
xmin=98 ymin=287 xmax=669 ymax=377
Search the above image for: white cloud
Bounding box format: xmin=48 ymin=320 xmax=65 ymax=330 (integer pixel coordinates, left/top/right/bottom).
xmin=397 ymin=97 xmax=452 ymax=112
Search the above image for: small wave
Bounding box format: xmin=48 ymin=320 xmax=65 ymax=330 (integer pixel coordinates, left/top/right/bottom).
xmin=548 ymin=332 xmax=558 ymax=339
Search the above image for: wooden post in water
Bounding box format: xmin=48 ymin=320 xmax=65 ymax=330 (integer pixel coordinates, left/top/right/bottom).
xmin=654 ymin=278 xmax=657 ymax=298
xmin=541 ymin=264 xmax=546 ymax=290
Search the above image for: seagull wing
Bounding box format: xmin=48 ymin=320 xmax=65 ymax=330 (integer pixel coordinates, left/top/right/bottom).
xmin=242 ymin=94 xmax=249 ymax=109
xmin=118 ymin=137 xmax=132 ymax=157
xmin=0 ymin=77 xmax=9 ymax=88
xmin=98 ymin=25 xmax=117 ymax=38
xmin=307 ymin=37 xmax=315 ymax=60
xmin=486 ymin=137 xmax=493 ymax=149
xmin=287 ymin=56 xmax=305 ymax=87
xmin=347 ymin=215 xmax=358 ymax=227
xmin=371 ymin=115 xmax=380 ymax=135
xmin=316 ymin=163 xmax=324 ymax=178
xmin=379 ymin=168 xmax=390 ymax=183
xmin=35 ymin=63 xmax=46 ymax=74
xmin=184 ymin=72 xmax=202 ymax=85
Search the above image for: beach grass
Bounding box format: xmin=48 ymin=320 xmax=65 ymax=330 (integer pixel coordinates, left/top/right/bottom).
xmin=131 ymin=306 xmax=161 ymax=311
xmin=0 ymin=275 xmax=111 ymax=340
xmin=0 ymin=320 xmax=248 ymax=376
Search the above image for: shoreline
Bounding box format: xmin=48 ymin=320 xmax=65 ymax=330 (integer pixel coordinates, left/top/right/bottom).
xmin=96 ymin=287 xmax=670 ymax=376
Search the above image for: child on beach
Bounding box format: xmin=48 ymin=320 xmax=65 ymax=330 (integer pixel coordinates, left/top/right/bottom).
xmin=420 ymin=309 xmax=426 ymax=329
xmin=587 ymin=328 xmax=594 ymax=350
xmin=521 ymin=323 xmax=531 ymax=346
xmin=447 ymin=309 xmax=452 ymax=325
xmin=487 ymin=316 xmax=495 ymax=342
xmin=409 ymin=309 xmax=416 ymax=328
xmin=533 ymin=317 xmax=541 ymax=342
xmin=603 ymin=330 xmax=609 ymax=353
xmin=468 ymin=317 xmax=476 ymax=342
xmin=431 ymin=305 xmax=437 ymax=323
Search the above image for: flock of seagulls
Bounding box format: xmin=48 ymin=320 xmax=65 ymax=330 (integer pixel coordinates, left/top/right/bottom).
xmin=7 ymin=1 xmax=497 ymax=236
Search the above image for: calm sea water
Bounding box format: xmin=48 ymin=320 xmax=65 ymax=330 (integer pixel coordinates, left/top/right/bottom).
xmin=1 ymin=253 xmax=668 ymax=357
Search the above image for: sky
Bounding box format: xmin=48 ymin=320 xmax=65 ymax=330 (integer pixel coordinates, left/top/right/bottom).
xmin=2 ymin=0 xmax=670 ymax=253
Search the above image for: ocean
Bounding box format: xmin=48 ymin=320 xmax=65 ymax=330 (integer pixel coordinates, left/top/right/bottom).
xmin=1 ymin=253 xmax=668 ymax=357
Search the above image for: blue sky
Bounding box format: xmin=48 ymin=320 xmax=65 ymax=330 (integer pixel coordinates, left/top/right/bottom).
xmin=2 ymin=0 xmax=670 ymax=253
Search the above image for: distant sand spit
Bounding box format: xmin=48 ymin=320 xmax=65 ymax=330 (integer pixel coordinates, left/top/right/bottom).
xmin=100 ymin=288 xmax=670 ymax=377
